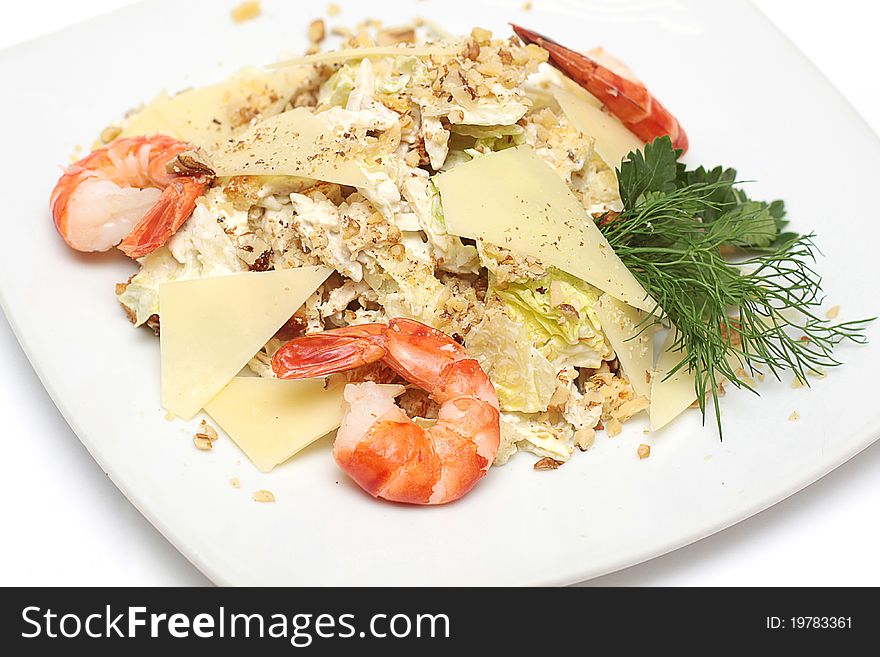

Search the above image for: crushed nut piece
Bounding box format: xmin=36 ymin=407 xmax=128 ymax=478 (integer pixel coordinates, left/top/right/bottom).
xmin=788 ymin=411 xmax=800 ymax=421
xmin=197 ymin=419 xmax=219 ymax=442
xmin=791 ymin=377 xmax=805 ymax=389
xmin=193 ymin=435 xmax=213 ymax=450
xmin=230 ymin=477 xmax=241 ymax=488
xmin=606 ymin=417 xmax=623 ymax=437
xmin=575 ymin=428 xmax=595 ymax=451
xmin=533 ymin=457 xmax=563 ymax=470
xmin=637 ymin=444 xmax=651 ymax=459
xmin=194 ymin=420 xmax=219 ymax=450
xmin=327 ymin=2 xmax=341 ymax=16
xmin=825 ymin=305 xmax=841 ymax=319
xmin=231 ymin=0 xmax=261 ymax=23
xmin=253 ymin=489 xmax=276 ymax=503
xmin=522 ymin=1 xmax=533 ymax=9
xmin=308 ymin=19 xmax=326 ymax=44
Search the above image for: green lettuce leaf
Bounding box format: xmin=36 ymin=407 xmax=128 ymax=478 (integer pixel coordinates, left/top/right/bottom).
xmin=465 ymin=308 xmax=557 ymax=413
xmin=492 ymin=269 xmax=609 ymax=369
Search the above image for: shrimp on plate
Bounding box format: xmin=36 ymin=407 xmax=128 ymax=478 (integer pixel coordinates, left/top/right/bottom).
xmin=50 ymin=135 xmax=213 ymax=259
xmin=511 ymin=24 xmax=689 ymax=153
xmin=272 ymin=318 xmax=501 ymax=505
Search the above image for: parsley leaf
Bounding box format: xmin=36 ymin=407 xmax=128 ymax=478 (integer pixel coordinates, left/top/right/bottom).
xmin=603 ymin=137 xmax=874 ymax=436
xmin=616 ymin=136 xmax=682 ymax=207
xmin=617 ymin=137 xmax=792 ymax=250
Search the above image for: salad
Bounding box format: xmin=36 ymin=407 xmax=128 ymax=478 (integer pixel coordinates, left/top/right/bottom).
xmin=49 ymin=19 xmax=870 ymax=505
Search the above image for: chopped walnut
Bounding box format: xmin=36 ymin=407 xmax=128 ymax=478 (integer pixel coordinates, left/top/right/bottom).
xmin=230 ymin=0 xmax=261 ymax=23
xmin=575 ymin=428 xmax=595 ymax=451
xmin=377 ymin=26 xmax=416 ymax=46
xmin=194 ymin=420 xmax=219 ymax=450
xmin=253 ymin=490 xmax=276 ymax=503
xmin=193 ymin=435 xmax=213 ymax=451
xmin=308 ymin=19 xmax=326 ymax=44
xmin=606 ymin=417 xmax=623 ymax=437
xmin=533 ymin=457 xmax=563 ymax=470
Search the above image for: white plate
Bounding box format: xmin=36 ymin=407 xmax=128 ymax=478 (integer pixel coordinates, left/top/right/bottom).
xmin=1 ymin=0 xmax=878 ymax=586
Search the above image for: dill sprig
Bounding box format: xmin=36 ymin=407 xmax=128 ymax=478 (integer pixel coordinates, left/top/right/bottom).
xmin=602 ymin=138 xmax=873 ymax=434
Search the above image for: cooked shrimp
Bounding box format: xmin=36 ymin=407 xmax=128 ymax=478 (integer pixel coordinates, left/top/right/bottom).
xmin=511 ymin=24 xmax=689 ymax=153
xmin=272 ymin=318 xmax=501 ymax=505
xmin=50 ymin=135 xmax=212 ymax=259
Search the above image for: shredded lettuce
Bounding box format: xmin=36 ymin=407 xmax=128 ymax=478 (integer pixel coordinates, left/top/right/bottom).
xmin=496 ymin=411 xmax=575 ymax=465
xmin=466 ymin=307 xmax=557 ymax=413
xmin=491 ymin=268 xmax=610 ymax=369
xmin=318 ymin=63 xmax=358 ymax=108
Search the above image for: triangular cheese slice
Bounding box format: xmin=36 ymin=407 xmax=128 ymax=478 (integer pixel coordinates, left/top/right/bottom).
xmin=205 ymin=377 xmax=405 ymax=472
xmin=649 ymin=330 xmax=698 ymax=431
xmin=154 ymin=67 xmax=313 ymax=153
xmin=119 ymin=92 xmax=182 ymax=140
xmin=160 ymin=266 xmax=331 ymax=419
xmin=210 ymin=108 xmax=370 ymax=186
xmin=594 ymin=294 xmax=654 ymax=401
xmin=434 ymin=145 xmax=655 ymax=313
xmin=553 ymin=84 xmax=644 ymax=167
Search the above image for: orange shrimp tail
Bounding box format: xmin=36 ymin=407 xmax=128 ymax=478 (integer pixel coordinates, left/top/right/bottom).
xmin=117 ymin=178 xmax=207 ymax=259
xmin=338 ymin=420 xmax=442 ymax=504
xmin=273 ymin=324 xmax=388 ymax=379
xmin=511 ymin=24 xmax=689 ymax=154
xmin=384 ymin=318 xmax=467 ymax=391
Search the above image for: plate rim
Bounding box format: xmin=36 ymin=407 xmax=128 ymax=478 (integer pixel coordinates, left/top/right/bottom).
xmin=1 ymin=0 xmax=879 ymax=587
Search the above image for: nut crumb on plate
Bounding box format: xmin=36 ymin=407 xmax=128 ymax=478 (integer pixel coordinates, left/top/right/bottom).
xmin=308 ymin=19 xmax=326 ymax=44
xmin=788 ymin=411 xmax=800 ymax=421
xmin=327 ymin=3 xmax=341 ymax=16
xmin=230 ymin=477 xmax=241 ymax=488
xmin=533 ymin=457 xmax=563 ymax=470
xmin=253 ymin=489 xmax=276 ymax=503
xmin=826 ymin=305 xmax=841 ymax=319
xmin=193 ymin=419 xmax=219 ymax=450
xmin=637 ymin=444 xmax=651 ymax=459
xmin=231 ymin=1 xmax=261 ymax=23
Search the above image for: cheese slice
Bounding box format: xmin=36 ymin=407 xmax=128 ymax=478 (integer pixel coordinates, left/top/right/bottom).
xmin=119 ymin=92 xmax=182 ymax=139
xmin=649 ymin=330 xmax=698 ymax=431
xmin=594 ymin=294 xmax=654 ymax=401
xmin=270 ymin=45 xmax=458 ymax=68
xmin=205 ymin=377 xmax=405 ymax=472
xmin=435 ymin=145 xmax=655 ymax=312
xmin=553 ymin=84 xmax=644 ymax=167
xmin=147 ymin=67 xmax=313 ymax=153
xmin=160 ymin=266 xmax=331 ymax=419
xmin=210 ymin=108 xmax=370 ymax=186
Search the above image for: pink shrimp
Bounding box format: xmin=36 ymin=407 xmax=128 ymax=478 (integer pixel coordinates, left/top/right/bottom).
xmin=511 ymin=24 xmax=689 ymax=154
xmin=272 ymin=318 xmax=501 ymax=505
xmin=50 ymin=135 xmax=212 ymax=259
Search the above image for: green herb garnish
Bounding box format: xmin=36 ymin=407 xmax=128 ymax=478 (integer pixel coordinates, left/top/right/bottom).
xmin=602 ymin=136 xmax=873 ymax=434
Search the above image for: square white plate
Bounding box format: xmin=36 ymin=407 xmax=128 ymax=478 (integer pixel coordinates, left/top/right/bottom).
xmin=1 ymin=0 xmax=877 ymax=585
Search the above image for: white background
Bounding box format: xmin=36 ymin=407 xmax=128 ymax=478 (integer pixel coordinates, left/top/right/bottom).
xmin=1 ymin=0 xmax=877 ymax=586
